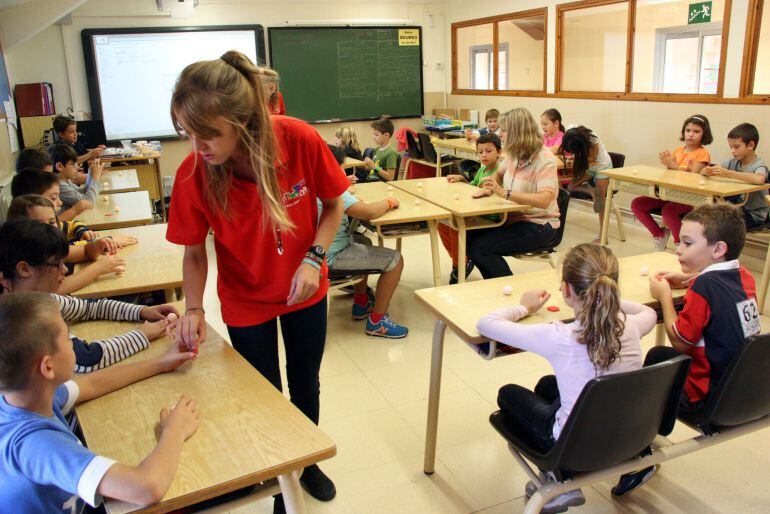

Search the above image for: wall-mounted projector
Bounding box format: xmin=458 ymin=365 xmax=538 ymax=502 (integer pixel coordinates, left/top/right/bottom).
xmin=157 ymin=0 xmax=197 ymax=19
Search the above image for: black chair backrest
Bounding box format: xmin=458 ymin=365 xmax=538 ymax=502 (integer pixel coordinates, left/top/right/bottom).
xmin=406 ymin=131 xmax=424 ymax=160
xmin=683 ymin=333 xmax=770 ymax=429
xmin=550 ymin=355 xmax=690 ymax=472
xmin=547 ymin=188 xmax=571 ymax=249
xmin=418 ymin=133 xmax=439 ymax=163
xmin=608 ymin=152 xmax=625 ymax=169
xmin=363 ymin=147 xmax=376 ymax=160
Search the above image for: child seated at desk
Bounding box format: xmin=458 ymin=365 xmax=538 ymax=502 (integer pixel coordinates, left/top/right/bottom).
xmin=477 ymin=244 xmax=656 ymax=512
xmin=701 ymin=123 xmax=769 ymax=229
xmin=631 ymin=114 xmax=713 ymax=251
xmin=541 ymin=109 xmax=565 ymax=153
xmin=0 ymin=292 xmax=198 ymax=514
xmin=0 ymin=219 xmax=174 ymax=373
xmin=362 ymin=117 xmax=398 ymax=182
xmin=7 ymin=195 xmax=125 ymax=295
xmin=616 ymin=203 xmax=759 ymax=496
xmin=53 ymin=114 xmax=105 ymax=168
xmin=334 ymin=126 xmax=364 ymax=161
xmin=440 ymin=133 xmax=503 ymax=284
xmin=16 ymin=147 xmax=53 ymax=173
xmin=12 ymin=168 xmax=90 ymax=222
xmin=48 ymin=142 xmax=103 ymax=211
xmin=325 ymin=146 xmax=408 ymax=338
xmin=10 ymin=169 xmax=137 ymax=246
xmin=465 ymin=108 xmax=501 ymax=141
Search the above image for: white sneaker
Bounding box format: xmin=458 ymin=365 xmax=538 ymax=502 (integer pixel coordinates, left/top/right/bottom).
xmin=654 ymin=229 xmax=671 ymax=252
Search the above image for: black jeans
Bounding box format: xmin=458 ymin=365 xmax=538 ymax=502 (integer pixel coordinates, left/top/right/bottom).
xmin=467 ymin=221 xmax=556 ymax=279
xmin=227 ymin=297 xmax=327 ymax=425
xmin=498 ymin=375 xmax=560 ymax=452
xmin=644 ymin=346 xmax=702 ymax=414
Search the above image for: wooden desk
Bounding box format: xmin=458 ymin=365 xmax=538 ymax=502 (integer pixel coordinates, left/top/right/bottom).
xmin=102 ymin=152 xmax=165 ymax=220
xmin=101 ymin=169 xmax=141 ymax=194
xmin=432 ymin=138 xmax=477 ymax=178
xmin=393 ymin=178 xmax=531 ymax=282
xmin=343 ymin=157 xmax=365 ymax=170
xmin=757 ymin=196 xmax=770 ymax=315
xmin=415 ymin=252 xmax=685 ymax=474
xmin=73 ymin=224 xmax=182 ymax=301
xmin=73 ymin=321 xmax=336 ymax=514
xmin=351 ymin=182 xmax=451 ymax=286
xmin=600 ymin=165 xmax=770 ymax=245
xmin=76 ymin=191 xmax=154 ymax=230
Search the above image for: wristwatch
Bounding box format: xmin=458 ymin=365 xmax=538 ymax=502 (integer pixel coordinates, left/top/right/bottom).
xmin=308 ymin=245 xmax=326 ymax=260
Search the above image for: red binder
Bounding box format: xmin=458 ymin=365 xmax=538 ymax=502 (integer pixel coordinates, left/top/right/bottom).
xmin=15 ymin=82 xmax=55 ymax=117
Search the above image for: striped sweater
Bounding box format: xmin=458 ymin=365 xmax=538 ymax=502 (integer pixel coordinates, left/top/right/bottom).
xmin=53 ymin=294 xmax=150 ymax=373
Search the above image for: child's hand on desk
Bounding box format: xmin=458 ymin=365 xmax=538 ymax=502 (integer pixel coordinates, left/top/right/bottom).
xmin=141 ymin=304 xmax=181 ymax=321
xmin=176 ymin=310 xmax=207 ymax=353
xmin=364 ymin=157 xmax=376 ymax=169
xmin=111 ymin=233 xmax=139 ymax=247
xmin=138 ymin=319 xmax=170 ymax=341
xmin=655 ymin=270 xmax=696 ymax=289
xmin=702 ymin=165 xmax=726 ymax=177
xmin=82 ymin=230 xmax=97 ymax=241
xmin=96 ymin=255 xmax=126 ymax=275
xmin=92 ymin=237 xmax=119 ymax=256
xmin=446 ymin=174 xmax=466 ymax=183
xmin=347 ymin=174 xmax=358 ymax=185
xmin=160 ymin=395 xmax=200 ymax=441
xmin=520 ymin=289 xmax=551 ymax=314
xmin=649 ymin=273 xmax=673 ymax=300
xmin=472 ymin=187 xmax=492 ymax=198
xmin=479 ymin=178 xmax=504 ymax=197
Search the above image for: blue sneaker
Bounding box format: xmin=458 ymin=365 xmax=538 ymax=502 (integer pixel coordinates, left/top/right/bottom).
xmin=352 ymin=300 xmax=373 ymax=320
xmin=365 ymin=315 xmax=409 ymax=339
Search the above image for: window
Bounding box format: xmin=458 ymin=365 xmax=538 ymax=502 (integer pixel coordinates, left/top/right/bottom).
xmin=558 ymin=1 xmax=629 ymax=93
xmin=470 ymin=44 xmax=509 ymax=89
xmin=452 ymin=9 xmax=547 ymax=93
xmin=634 ymin=0 xmax=728 ymax=94
xmin=742 ymin=0 xmax=770 ymax=97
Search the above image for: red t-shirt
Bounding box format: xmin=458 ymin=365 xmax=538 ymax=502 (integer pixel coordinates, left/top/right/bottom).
xmin=166 ymin=116 xmax=348 ymax=327
xmin=273 ymin=91 xmax=286 ymax=116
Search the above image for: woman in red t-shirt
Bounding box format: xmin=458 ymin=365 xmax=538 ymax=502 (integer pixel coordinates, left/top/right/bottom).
xmin=258 ymin=67 xmax=286 ymax=115
xmin=167 ymin=51 xmax=347 ymax=509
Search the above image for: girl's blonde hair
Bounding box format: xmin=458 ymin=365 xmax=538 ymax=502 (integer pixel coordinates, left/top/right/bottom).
xmin=171 ymin=51 xmax=293 ymax=232
xmin=561 ymin=243 xmax=625 ymax=370
xmin=256 ymin=67 xmax=280 ymax=113
xmin=334 ymin=126 xmax=361 ymax=153
xmin=499 ymin=107 xmax=544 ymax=162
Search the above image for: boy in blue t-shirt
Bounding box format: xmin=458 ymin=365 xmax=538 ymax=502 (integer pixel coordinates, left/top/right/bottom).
xmin=0 ymin=292 xmax=199 ymax=513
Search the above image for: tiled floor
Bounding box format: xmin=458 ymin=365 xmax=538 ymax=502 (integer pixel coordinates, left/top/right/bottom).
xmin=196 ymin=205 xmax=770 ymax=513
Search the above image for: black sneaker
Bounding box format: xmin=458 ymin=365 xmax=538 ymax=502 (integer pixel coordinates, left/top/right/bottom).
xmin=449 ymin=260 xmax=474 ymax=285
xmin=612 ymin=465 xmax=658 ymax=496
xmin=273 ymin=494 xmax=285 ymax=514
xmin=300 ymin=464 xmax=336 ymax=501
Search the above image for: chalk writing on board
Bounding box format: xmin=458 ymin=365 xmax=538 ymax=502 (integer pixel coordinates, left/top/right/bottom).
xmin=337 ymin=37 xmax=420 ymax=101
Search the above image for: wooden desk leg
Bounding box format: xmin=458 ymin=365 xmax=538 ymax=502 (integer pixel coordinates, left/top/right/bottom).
xmin=424 ymin=319 xmax=447 ymax=474
xmin=600 ymin=179 xmax=614 ymax=245
xmin=758 ymin=244 xmax=770 ymax=314
xmin=436 ymin=151 xmax=442 ymax=178
xmin=163 ymin=288 xmax=178 ymax=303
xmin=427 ymin=220 xmax=442 ymax=287
xmin=457 ymin=217 xmax=468 ymax=283
xmin=153 ymin=159 xmax=166 ymax=222
xmin=278 ymin=470 xmax=307 ymax=514
xmin=655 ymin=324 xmax=666 ymax=346
xmin=396 ymin=237 xmax=403 ymax=253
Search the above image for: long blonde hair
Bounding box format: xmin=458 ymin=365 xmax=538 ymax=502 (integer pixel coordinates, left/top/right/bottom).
xmin=334 ymin=126 xmax=361 ymax=153
xmin=561 ymin=244 xmax=625 ymax=370
xmin=499 ymin=107 xmax=544 ymax=162
xmin=171 ymin=51 xmax=293 ymax=232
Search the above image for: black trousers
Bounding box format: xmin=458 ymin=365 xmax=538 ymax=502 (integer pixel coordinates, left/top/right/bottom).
xmin=498 ymin=375 xmax=560 ymax=452
xmin=227 ymin=297 xmax=327 ymax=425
xmin=467 ymin=221 xmax=556 ymax=279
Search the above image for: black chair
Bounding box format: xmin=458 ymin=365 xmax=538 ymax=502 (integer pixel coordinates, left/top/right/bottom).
xmin=678 ymin=333 xmax=770 ymax=434
xmin=406 ymin=131 xmax=424 ymax=160
xmin=490 ymin=355 xmax=690 ymax=481
xmin=509 ymin=188 xmax=570 ymax=268
xmin=567 ymin=150 xmax=626 ymax=241
xmin=363 ymin=147 xmax=376 ymax=160
xmin=608 ymin=151 xmax=625 ymax=169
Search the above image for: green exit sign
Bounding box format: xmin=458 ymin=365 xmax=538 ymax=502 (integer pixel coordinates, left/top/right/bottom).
xmin=689 ymin=1 xmax=712 ymax=24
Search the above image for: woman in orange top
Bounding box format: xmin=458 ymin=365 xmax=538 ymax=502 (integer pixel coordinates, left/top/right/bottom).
xmin=631 ymin=114 xmax=713 ymax=251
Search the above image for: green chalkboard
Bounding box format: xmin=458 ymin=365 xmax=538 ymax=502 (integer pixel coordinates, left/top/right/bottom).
xmin=268 ymin=27 xmax=423 ymax=123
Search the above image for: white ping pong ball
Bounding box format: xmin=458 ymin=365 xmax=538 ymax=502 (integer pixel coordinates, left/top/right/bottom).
xmin=454 ymin=193 xmax=460 ymax=200
xmin=118 ymin=171 xmax=123 ymax=176
xmin=502 ymin=286 xmax=513 ymax=296
xmin=101 ymin=195 xmax=109 ymax=202
xmin=387 ymin=186 xmax=394 ymax=191
xmin=699 ymin=179 xmax=706 ymax=185
xmin=114 ymin=206 xmax=120 ymax=212
xmin=167 ymin=312 xmax=178 ymax=322
xmin=640 ymin=266 xmax=649 ymax=276
xmin=103 ymin=181 xmax=109 ymax=187
xmin=414 ymin=199 xmax=421 ymax=205
xmin=417 ymin=182 xmax=423 ymax=188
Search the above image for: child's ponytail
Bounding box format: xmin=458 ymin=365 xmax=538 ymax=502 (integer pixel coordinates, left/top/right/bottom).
xmin=562 ymin=244 xmax=625 ymax=370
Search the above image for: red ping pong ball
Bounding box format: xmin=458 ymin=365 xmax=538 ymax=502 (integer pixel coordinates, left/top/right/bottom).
xmin=547 ymin=306 xmax=560 ymax=312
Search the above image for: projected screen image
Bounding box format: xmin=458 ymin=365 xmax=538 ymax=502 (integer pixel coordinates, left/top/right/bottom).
xmin=83 ymin=26 xmax=264 ymax=141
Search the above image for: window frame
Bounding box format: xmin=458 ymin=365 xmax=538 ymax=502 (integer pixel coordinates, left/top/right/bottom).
xmin=740 ymin=0 xmax=770 ymax=102
xmin=469 ymin=43 xmax=510 ymax=90
xmin=451 ymin=7 xmax=548 ymax=96
xmin=652 ymin=23 xmax=722 ymax=94
xmin=554 ymin=0 xmax=732 ymax=102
